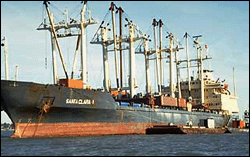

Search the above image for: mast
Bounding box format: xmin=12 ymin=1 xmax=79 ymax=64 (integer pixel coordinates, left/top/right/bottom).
xmin=233 ymin=67 xmax=236 ymax=96
xmin=153 ymin=19 xmax=161 ymax=95
xmin=71 ymin=35 xmax=81 ymax=79
xmin=101 ymin=26 xmax=110 ymax=92
xmin=200 ymin=48 xmax=204 ymax=105
xmin=2 ymin=37 xmax=9 ymax=80
xmin=13 ymin=64 xmax=18 ymax=87
xmin=169 ymin=35 xmax=175 ymax=98
xmin=159 ymin=19 xmax=163 ymax=90
xmin=144 ymin=35 xmax=152 ymax=94
xmin=175 ymin=46 xmax=181 ymax=98
xmin=119 ymin=7 xmax=123 ymax=89
xmin=80 ymin=1 xmax=87 ymax=86
xmin=193 ymin=35 xmax=202 ymax=80
xmin=129 ymin=22 xmax=135 ymax=98
xmin=43 ymin=1 xmax=68 ymax=79
xmin=193 ymin=35 xmax=203 ymax=105
xmin=184 ymin=32 xmax=191 ymax=97
xmin=205 ymin=44 xmax=211 ymax=69
xmin=50 ymin=14 xmax=59 ymax=84
xmin=51 ymin=34 xmax=58 ymax=84
xmin=15 ymin=64 xmax=19 ymax=82
xmin=110 ymin=2 xmax=120 ymax=89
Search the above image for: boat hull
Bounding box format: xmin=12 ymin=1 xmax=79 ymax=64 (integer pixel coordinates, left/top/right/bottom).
xmin=1 ymin=80 xmax=231 ymax=138
xmin=11 ymin=122 xmax=159 ymax=138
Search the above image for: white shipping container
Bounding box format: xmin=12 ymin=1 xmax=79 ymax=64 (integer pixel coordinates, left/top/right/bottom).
xmin=207 ymin=118 xmax=215 ymax=128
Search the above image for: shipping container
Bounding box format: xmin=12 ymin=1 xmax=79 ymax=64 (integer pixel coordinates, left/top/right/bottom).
xmin=178 ymin=98 xmax=187 ymax=108
xmin=232 ymin=120 xmax=246 ymax=129
xmin=161 ymin=96 xmax=177 ymax=107
xmin=207 ymin=118 xmax=215 ymax=128
xmin=59 ymin=79 xmax=83 ymax=89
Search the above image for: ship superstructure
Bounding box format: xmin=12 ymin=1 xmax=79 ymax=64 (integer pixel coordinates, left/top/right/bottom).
xmin=174 ymin=69 xmax=239 ymax=115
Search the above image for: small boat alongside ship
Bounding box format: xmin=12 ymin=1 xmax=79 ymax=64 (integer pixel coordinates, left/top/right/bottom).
xmin=146 ymin=125 xmax=231 ymax=135
xmin=1 ymin=1 xmax=240 ymax=138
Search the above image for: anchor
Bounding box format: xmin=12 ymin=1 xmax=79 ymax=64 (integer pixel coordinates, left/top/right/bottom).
xmin=38 ymin=99 xmax=51 ymax=115
xmin=38 ymin=97 xmax=54 ymax=116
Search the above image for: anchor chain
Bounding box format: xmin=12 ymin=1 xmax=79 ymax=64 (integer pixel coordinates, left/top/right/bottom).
xmin=33 ymin=99 xmax=52 ymax=137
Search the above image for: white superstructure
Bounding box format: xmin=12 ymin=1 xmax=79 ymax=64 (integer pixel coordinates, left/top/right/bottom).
xmin=180 ymin=70 xmax=239 ymax=115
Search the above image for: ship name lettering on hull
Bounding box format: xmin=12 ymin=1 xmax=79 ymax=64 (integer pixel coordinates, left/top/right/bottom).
xmin=66 ymin=99 xmax=95 ymax=105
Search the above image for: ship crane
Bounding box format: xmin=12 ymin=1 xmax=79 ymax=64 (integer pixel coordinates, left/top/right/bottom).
xmin=135 ymin=34 xmax=152 ymax=94
xmin=1 ymin=37 xmax=9 ymax=80
xmin=136 ymin=19 xmax=184 ymax=97
xmin=90 ymin=2 xmax=145 ymax=99
xmin=163 ymin=34 xmax=185 ymax=98
xmin=38 ymin=1 xmax=97 ymax=89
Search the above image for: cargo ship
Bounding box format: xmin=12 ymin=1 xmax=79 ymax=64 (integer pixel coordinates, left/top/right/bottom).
xmin=1 ymin=1 xmax=239 ymax=138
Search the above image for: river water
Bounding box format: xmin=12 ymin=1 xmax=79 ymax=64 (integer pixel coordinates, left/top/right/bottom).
xmin=1 ymin=130 xmax=249 ymax=156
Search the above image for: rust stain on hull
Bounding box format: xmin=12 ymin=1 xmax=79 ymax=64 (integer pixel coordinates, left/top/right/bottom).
xmin=11 ymin=122 xmax=166 ymax=138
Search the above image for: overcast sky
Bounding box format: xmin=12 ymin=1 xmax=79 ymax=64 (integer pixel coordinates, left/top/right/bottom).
xmin=1 ymin=1 xmax=249 ymax=123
